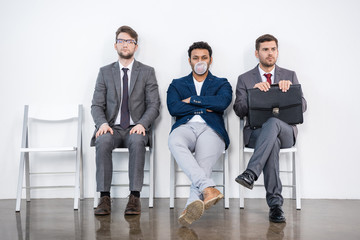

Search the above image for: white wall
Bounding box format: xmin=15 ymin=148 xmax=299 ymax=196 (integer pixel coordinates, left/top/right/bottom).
xmin=1 ymin=0 xmax=360 ymax=200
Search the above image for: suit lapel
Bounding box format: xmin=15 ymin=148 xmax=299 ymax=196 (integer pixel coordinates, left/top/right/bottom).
xmin=274 ymin=65 xmax=281 ymax=84
xmin=200 ymin=72 xmax=214 ymax=96
xmin=112 ymin=62 xmax=121 ymax=103
xmin=185 ymin=73 xmax=197 ymax=96
xmin=253 ymin=65 xmax=262 ymax=85
xmin=129 ymin=60 xmax=139 ymax=96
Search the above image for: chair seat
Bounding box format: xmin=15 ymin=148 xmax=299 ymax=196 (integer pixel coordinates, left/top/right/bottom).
xmin=20 ymin=147 xmax=77 ymax=152
xmin=112 ymin=146 xmax=150 ymax=153
xmin=244 ymin=146 xmax=297 ymax=153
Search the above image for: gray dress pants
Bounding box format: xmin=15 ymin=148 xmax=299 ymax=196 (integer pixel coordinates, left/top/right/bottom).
xmin=168 ymin=122 xmax=225 ymax=208
xmin=95 ymin=125 xmax=148 ymax=192
xmin=246 ymin=117 xmax=294 ymax=207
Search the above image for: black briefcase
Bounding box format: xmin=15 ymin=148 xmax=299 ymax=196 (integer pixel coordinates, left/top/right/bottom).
xmin=247 ymin=84 xmax=303 ymax=128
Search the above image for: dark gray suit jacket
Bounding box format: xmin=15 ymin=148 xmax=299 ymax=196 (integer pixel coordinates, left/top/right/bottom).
xmin=90 ymin=60 xmax=160 ymax=146
xmin=233 ymin=64 xmax=307 ymax=145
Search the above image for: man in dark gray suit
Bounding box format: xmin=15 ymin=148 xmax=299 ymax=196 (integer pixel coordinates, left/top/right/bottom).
xmin=91 ymin=26 xmax=160 ymax=216
xmin=233 ymin=34 xmax=307 ymax=223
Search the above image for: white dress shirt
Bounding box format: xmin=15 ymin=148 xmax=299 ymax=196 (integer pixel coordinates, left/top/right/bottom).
xmin=115 ymin=60 xmax=135 ymax=125
xmin=258 ymin=65 xmax=275 ymax=84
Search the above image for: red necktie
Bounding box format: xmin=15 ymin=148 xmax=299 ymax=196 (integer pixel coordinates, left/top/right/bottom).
xmin=120 ymin=68 xmax=130 ymax=129
xmin=264 ymin=73 xmax=272 ymax=85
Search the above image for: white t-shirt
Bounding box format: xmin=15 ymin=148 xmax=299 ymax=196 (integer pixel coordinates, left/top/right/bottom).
xmin=188 ymin=77 xmax=206 ymax=123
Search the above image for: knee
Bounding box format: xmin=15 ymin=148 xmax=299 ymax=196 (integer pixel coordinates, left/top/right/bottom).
xmin=168 ymin=132 xmax=185 ymax=151
xmin=128 ymin=133 xmax=146 ymax=148
xmin=275 ymin=137 xmax=281 ymax=149
xmin=95 ymin=133 xmax=113 ymax=151
xmin=263 ymin=117 xmax=281 ymax=129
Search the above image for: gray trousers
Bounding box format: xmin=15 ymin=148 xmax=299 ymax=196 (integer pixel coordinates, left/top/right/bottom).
xmin=95 ymin=125 xmax=148 ymax=192
xmin=168 ymin=122 xmax=225 ymax=208
xmin=246 ymin=117 xmax=294 ymax=207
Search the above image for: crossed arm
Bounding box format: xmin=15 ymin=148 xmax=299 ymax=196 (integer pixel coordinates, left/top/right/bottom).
xmin=167 ymin=81 xmax=232 ymax=117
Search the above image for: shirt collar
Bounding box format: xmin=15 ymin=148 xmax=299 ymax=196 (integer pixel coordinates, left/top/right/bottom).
xmin=119 ymin=59 xmax=135 ymax=72
xmin=258 ymin=65 xmax=275 ymax=77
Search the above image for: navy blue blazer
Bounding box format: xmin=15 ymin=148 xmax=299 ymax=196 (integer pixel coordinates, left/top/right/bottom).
xmin=167 ymin=71 xmax=232 ymax=149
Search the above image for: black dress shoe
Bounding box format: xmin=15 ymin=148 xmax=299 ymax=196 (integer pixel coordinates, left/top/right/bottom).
xmin=269 ymin=205 xmax=286 ymax=223
xmin=235 ymin=170 xmax=255 ymax=189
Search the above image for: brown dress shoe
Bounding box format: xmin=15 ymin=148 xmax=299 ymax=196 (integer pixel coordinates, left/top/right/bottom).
xmin=178 ymin=200 xmax=204 ymax=226
xmin=125 ymin=194 xmax=141 ymax=215
xmin=94 ymin=196 xmax=111 ymax=215
xmin=202 ymin=187 xmax=224 ymax=210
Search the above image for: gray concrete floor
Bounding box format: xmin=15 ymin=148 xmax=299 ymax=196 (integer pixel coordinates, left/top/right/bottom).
xmin=1 ymin=198 xmax=359 ymax=240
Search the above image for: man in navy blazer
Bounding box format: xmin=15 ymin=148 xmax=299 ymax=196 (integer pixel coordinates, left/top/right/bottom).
xmin=167 ymin=41 xmax=232 ymax=226
xmin=233 ymin=34 xmax=307 ymax=223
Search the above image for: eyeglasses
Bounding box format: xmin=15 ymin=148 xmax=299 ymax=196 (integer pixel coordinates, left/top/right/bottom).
xmin=116 ymin=39 xmax=137 ymax=45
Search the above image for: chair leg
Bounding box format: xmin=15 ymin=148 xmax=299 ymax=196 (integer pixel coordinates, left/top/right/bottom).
xmin=74 ymin=150 xmax=81 ymax=210
xmin=292 ymin=153 xmax=296 ymax=200
xmin=80 ymin=146 xmax=84 ymax=200
xmin=224 ymin=150 xmax=229 ymax=209
xmin=294 ymin=152 xmax=301 ymax=210
xmin=25 ymin=152 xmax=30 ymax=202
xmin=94 ymin=176 xmax=99 ymax=209
xmin=239 ymin=151 xmax=245 ymax=209
xmin=16 ymin=152 xmax=26 ymax=212
xmin=170 ymin=154 xmax=175 ymax=209
xmin=149 ymin=148 xmax=154 ymax=208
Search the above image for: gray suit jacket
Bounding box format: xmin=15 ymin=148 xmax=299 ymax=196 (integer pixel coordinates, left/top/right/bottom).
xmin=90 ymin=60 xmax=160 ymax=146
xmin=233 ymin=64 xmax=307 ymax=145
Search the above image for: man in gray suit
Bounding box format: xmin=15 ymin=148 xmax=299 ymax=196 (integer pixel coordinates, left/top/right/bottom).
xmin=233 ymin=34 xmax=307 ymax=223
xmin=91 ymin=26 xmax=160 ymax=216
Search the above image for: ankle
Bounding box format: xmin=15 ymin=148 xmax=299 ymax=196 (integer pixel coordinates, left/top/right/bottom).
xmin=101 ymin=191 xmax=110 ymax=198
xmin=131 ymin=191 xmax=140 ymax=198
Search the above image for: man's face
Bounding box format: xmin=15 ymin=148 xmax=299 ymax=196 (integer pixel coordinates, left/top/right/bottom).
xmin=255 ymin=41 xmax=278 ymax=68
xmin=189 ymin=49 xmax=212 ymax=75
xmin=114 ymin=32 xmax=138 ymax=60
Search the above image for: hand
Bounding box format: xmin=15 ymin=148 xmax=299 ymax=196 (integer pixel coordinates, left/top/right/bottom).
xmin=182 ymin=97 xmax=191 ymax=103
xmin=254 ymin=82 xmax=271 ymax=92
xmin=130 ymin=124 xmax=146 ymax=136
xmin=278 ymin=80 xmax=292 ymax=92
xmin=206 ymin=109 xmax=213 ymax=112
xmin=95 ymin=124 xmax=113 ymax=138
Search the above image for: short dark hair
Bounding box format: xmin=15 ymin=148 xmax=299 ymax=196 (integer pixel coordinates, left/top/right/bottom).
xmin=188 ymin=41 xmax=212 ymax=58
xmin=255 ymin=34 xmax=278 ymax=51
xmin=115 ymin=26 xmax=138 ymax=44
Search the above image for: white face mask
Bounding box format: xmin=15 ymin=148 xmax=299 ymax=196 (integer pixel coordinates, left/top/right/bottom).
xmin=194 ymin=61 xmax=208 ymax=75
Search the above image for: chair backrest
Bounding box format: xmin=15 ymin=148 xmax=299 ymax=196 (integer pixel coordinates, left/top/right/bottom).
xmin=22 ymin=104 xmax=82 ymax=148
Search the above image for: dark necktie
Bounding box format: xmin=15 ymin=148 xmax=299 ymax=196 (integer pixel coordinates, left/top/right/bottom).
xmin=120 ymin=68 xmax=130 ymax=129
xmin=264 ymin=73 xmax=272 ymax=85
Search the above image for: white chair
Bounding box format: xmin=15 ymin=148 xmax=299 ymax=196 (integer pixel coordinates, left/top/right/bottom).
xmin=16 ymin=104 xmax=83 ymax=212
xmin=93 ymin=127 xmax=155 ymax=208
xmin=170 ymin=114 xmax=230 ymax=209
xmin=239 ymin=117 xmax=301 ymax=210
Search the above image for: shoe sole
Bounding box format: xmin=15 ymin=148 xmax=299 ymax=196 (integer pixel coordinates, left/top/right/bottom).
xmin=269 ymin=217 xmax=286 ymax=223
xmin=204 ymin=193 xmax=224 ymax=210
xmin=94 ymin=211 xmax=111 ymax=216
xmin=124 ymin=211 xmax=141 ymax=215
xmin=235 ymin=177 xmax=254 ymax=190
xmin=178 ymin=200 xmax=204 ymax=226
